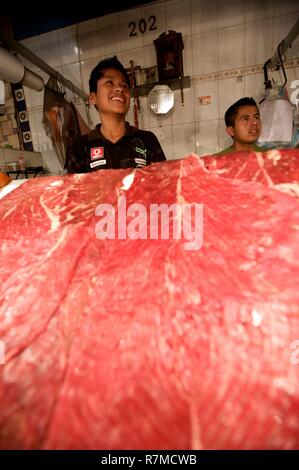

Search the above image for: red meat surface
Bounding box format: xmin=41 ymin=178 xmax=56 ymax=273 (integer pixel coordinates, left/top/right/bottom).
xmin=0 ymin=153 xmax=299 ymax=449
xmin=200 ymin=149 xmax=299 ymax=197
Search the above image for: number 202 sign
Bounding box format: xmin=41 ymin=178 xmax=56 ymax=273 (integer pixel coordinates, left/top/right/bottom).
xmin=128 ymin=15 xmax=157 ymax=36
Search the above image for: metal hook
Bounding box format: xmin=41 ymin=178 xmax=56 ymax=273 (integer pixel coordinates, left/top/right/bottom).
xmin=277 ymin=41 xmax=287 ymax=88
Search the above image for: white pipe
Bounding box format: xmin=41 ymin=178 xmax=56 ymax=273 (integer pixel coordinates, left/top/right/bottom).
xmin=22 ymin=67 xmax=44 ymax=92
xmin=0 ymin=46 xmax=44 ymax=92
xmin=0 ymin=46 xmax=24 ymax=83
xmin=0 ymin=33 xmax=89 ymax=102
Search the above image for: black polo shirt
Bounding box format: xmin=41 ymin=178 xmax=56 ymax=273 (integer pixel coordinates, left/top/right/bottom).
xmin=66 ymin=122 xmax=166 ymax=173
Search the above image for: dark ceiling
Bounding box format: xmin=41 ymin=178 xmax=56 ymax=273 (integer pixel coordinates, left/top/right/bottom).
xmin=5 ymin=0 xmax=157 ymax=40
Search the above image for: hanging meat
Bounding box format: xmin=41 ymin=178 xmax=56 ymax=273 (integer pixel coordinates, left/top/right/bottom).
xmin=42 ymin=77 xmax=90 ymax=169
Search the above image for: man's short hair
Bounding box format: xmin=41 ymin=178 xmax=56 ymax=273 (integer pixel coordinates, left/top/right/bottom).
xmin=225 ymin=97 xmax=258 ymax=127
xmin=89 ymin=56 xmax=131 ymax=93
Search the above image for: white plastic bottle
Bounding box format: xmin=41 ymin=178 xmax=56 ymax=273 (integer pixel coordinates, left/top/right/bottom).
xmin=18 ymin=155 xmax=26 ymax=170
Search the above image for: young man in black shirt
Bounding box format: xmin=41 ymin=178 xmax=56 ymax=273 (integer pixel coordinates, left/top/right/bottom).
xmin=66 ymin=56 xmax=166 ymax=173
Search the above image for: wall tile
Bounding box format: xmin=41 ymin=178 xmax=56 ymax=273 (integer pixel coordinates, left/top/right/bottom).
xmin=77 ymin=19 xmax=101 ymax=60
xmin=192 ymin=31 xmax=218 ymax=76
xmin=172 ymin=122 xmax=196 ymax=158
xmin=190 ymin=0 xmax=217 ymax=35
xmin=29 ymin=112 xmax=62 ymax=174
xmin=218 ymin=0 xmax=245 ymax=29
xmin=274 ymin=0 xmax=299 ymax=16
xmin=76 ymin=102 xmax=92 ymax=129
xmin=195 ymin=119 xmax=219 ymax=156
xmin=62 ymin=62 xmax=82 ymax=100
xmin=96 ymin=13 xmax=121 ymax=57
xmin=138 ymin=96 xmax=150 ymax=130
xmin=32 ymin=142 xmax=41 ymax=153
xmin=148 ymin=106 xmax=172 ymax=128
xmin=141 ymin=2 xmax=166 ymax=46
xmin=219 ymin=77 xmax=245 ymax=117
xmin=41 ymin=147 xmax=63 ymax=173
xmin=29 ymin=88 xmax=44 ymax=108
xmin=166 ymin=0 xmax=191 ymax=37
xmin=245 ymin=0 xmax=274 ymax=23
xmin=121 ymin=47 xmax=146 ymax=69
xmin=151 ymin=125 xmax=174 ymax=160
xmin=245 ymin=19 xmax=274 ymax=66
xmin=218 ymin=25 xmax=245 ymax=70
xmin=20 ymin=36 xmax=42 ymax=73
xmin=172 ymin=87 xmax=194 ymax=125
xmin=23 ymin=88 xmax=32 ymax=108
xmin=119 ymin=8 xmax=143 ymax=51
xmin=28 ymin=71 xmax=49 ymax=109
xmin=244 ymin=73 xmax=266 ymax=102
xmin=194 ymin=80 xmax=219 ymax=121
xmin=218 ymin=118 xmax=232 ymax=151
xmin=32 ymin=135 xmax=41 ymax=155
xmin=126 ymin=98 xmax=134 ymax=126
xmin=182 ymin=36 xmax=193 ymax=76
xmin=80 ymin=57 xmax=102 ymax=94
xmin=33 ymin=111 xmax=47 ymax=145
xmin=58 ymin=25 xmax=79 ymax=65
xmin=40 ymin=31 xmax=62 ymax=68
xmin=89 ymin=105 xmax=100 ymax=128
xmin=143 ymin=44 xmax=157 ymax=68
xmin=76 ymin=102 xmax=92 ymax=128
xmin=28 ymin=113 xmax=36 ymax=144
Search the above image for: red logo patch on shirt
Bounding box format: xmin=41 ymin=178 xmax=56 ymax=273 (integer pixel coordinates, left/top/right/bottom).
xmin=91 ymin=147 xmax=104 ymax=160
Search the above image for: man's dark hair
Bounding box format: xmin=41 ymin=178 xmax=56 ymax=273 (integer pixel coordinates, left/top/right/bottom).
xmin=225 ymin=97 xmax=259 ymax=127
xmin=89 ymin=56 xmax=131 ymax=93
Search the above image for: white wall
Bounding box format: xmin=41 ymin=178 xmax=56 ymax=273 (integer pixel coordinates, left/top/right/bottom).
xmin=21 ymin=0 xmax=299 ymax=172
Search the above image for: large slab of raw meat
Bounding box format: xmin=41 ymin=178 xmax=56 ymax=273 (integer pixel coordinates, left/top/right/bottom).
xmin=0 ymin=153 xmax=299 ymax=449
xmin=200 ymin=148 xmax=299 ymax=197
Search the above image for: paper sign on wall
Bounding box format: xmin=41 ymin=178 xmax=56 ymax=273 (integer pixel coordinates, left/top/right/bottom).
xmin=198 ymin=95 xmax=212 ymax=105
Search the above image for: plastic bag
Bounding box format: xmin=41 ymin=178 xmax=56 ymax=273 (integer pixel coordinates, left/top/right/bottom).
xmin=258 ymin=86 xmax=299 ymax=149
xmin=258 ymin=87 xmax=293 ymax=143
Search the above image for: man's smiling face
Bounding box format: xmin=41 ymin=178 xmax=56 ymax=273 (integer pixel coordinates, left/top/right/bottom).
xmin=89 ymin=68 xmax=131 ymax=117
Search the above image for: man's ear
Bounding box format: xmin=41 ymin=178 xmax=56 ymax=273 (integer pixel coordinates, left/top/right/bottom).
xmin=226 ymin=126 xmax=234 ymax=138
xmin=89 ymin=92 xmax=96 ymax=106
xmin=89 ymin=93 xmax=99 ymax=111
